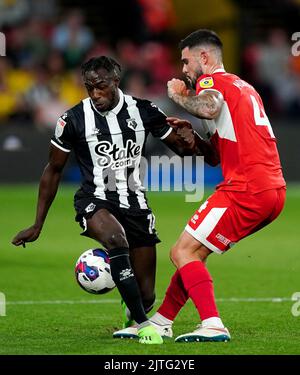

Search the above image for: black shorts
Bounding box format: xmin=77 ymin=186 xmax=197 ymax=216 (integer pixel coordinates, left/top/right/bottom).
xmin=74 ymin=196 xmax=161 ymax=249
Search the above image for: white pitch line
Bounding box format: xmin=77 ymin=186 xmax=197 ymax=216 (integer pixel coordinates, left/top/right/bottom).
xmin=216 ymin=297 xmax=296 ymax=303
xmin=5 ymin=299 xmax=119 ymax=305
xmin=4 ymin=297 xmax=298 ymax=306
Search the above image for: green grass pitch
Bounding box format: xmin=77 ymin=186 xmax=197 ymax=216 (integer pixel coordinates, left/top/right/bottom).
xmin=0 ymin=184 xmax=299 ymax=355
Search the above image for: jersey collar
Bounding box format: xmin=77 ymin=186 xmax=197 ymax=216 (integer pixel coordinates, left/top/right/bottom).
xmin=212 ymin=68 xmax=226 ymax=74
xmin=90 ymin=89 xmax=124 ymax=117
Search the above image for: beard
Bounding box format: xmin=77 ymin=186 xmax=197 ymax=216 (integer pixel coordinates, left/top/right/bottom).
xmin=184 ymin=67 xmax=204 ymax=90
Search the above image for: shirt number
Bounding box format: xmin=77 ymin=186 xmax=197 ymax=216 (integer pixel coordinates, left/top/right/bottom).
xmin=250 ymin=95 xmax=275 ymax=138
xmin=147 ymin=213 xmax=156 ymax=234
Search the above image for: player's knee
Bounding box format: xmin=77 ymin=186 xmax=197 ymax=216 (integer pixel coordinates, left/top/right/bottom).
xmin=105 ymin=232 xmax=128 ymax=249
xmin=170 ymin=243 xmax=185 ymax=267
xmin=170 ymin=243 xmax=209 ymax=268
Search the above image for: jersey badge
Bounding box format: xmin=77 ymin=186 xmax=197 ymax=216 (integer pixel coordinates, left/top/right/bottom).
xmin=199 ymin=77 xmax=214 ymax=88
xmin=55 ymin=117 xmax=66 ymax=138
xmin=92 ymin=127 xmax=101 ymax=135
xmin=126 ymin=118 xmax=138 ymax=130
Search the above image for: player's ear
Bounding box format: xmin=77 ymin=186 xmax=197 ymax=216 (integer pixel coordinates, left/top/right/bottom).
xmin=114 ymin=77 xmax=120 ymax=87
xmin=200 ymin=50 xmax=209 ymax=65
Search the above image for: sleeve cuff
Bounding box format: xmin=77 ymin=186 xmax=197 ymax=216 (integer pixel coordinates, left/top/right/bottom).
xmin=51 ymin=139 xmax=71 ymax=153
xmin=160 ymin=127 xmax=173 ymax=140
xmin=198 ymin=88 xmax=223 ymax=99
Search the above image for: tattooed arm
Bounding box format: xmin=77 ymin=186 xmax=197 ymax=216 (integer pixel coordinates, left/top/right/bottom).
xmin=167 ymin=78 xmax=223 ymax=119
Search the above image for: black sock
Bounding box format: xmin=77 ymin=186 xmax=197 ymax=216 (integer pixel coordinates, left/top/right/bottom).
xmin=144 ymin=299 xmax=155 ymax=314
xmin=109 ymin=247 xmax=148 ymax=324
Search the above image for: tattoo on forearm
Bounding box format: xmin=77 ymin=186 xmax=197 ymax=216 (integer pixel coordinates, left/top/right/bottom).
xmin=172 ymin=92 xmax=221 ymax=119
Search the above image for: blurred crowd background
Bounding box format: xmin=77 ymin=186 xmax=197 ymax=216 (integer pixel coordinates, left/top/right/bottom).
xmin=0 ymin=0 xmax=299 ymax=183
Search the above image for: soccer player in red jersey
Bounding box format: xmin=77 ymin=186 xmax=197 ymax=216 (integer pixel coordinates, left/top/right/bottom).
xmin=148 ymin=29 xmax=286 ymax=342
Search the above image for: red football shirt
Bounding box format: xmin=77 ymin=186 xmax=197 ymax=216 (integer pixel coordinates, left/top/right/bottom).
xmin=196 ymin=69 xmax=286 ymax=193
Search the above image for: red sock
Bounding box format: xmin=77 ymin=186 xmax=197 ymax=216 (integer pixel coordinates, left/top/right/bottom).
xmin=179 ymin=260 xmax=219 ymax=321
xmin=158 ymin=270 xmax=189 ymax=321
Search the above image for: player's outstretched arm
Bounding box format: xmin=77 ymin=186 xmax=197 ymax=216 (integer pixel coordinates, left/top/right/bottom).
xmin=167 ymin=79 xmax=223 ymax=119
xmin=162 ymin=118 xmax=195 ymax=157
xmin=12 ymin=144 xmax=69 ymax=247
xmin=165 ymin=117 xmax=220 ymax=166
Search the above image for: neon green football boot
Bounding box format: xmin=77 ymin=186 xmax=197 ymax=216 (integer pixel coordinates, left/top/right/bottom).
xmin=121 ymin=299 xmax=134 ymax=328
xmin=138 ymin=325 xmax=163 ymax=345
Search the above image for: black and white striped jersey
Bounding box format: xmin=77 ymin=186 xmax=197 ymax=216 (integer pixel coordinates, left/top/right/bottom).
xmin=51 ymin=89 xmax=172 ymax=210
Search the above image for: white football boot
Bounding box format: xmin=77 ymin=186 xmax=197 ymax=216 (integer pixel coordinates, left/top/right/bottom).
xmin=175 ymin=324 xmax=230 ymax=343
xmin=113 ymin=324 xmax=138 ymax=339
xmin=113 ymin=320 xmax=173 ymax=339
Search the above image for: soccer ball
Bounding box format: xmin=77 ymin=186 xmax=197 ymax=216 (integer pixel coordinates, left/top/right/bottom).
xmin=75 ymin=248 xmax=115 ymax=294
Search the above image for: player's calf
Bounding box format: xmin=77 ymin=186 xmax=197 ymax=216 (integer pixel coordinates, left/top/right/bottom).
xmin=109 ymin=247 xmax=148 ymax=324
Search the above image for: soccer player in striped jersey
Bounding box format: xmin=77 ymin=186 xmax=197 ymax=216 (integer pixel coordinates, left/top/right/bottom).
xmin=12 ymin=56 xmax=216 ymax=344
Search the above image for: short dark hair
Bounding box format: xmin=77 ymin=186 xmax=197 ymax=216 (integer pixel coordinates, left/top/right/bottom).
xmin=179 ymin=29 xmax=223 ymax=51
xmin=81 ymin=56 xmax=121 ymax=79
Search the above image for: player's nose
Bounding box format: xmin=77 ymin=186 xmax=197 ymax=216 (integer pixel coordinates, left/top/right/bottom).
xmin=182 ymin=66 xmax=188 ymax=76
xmin=90 ymin=87 xmax=102 ymax=100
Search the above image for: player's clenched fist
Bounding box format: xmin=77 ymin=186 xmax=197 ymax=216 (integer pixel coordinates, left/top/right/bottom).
xmin=167 ymin=79 xmax=190 ymax=99
xmin=12 ymin=225 xmax=41 ymax=247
